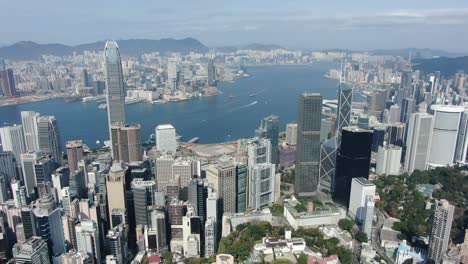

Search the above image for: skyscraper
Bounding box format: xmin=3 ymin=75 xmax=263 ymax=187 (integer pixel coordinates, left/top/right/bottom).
xmin=217 ymin=156 xmax=237 ymax=213
xmin=428 ymin=200 xmax=455 ymax=263
xmin=155 ymin=124 xmax=177 ymax=154
xmin=21 ymin=111 xmax=40 ymax=151
xmin=207 ymin=58 xmax=216 ymax=86
xmin=13 ymin=236 xmax=50 ymax=264
xmin=248 ymin=163 xmax=275 ymax=209
xmin=0 ymin=151 xmax=17 ymax=183
xmin=455 ymin=111 xmax=468 ymax=164
xmin=37 ymin=116 xmax=62 ymax=165
xmin=336 ymin=83 xmax=353 ymax=136
xmin=0 ymin=124 xmax=26 ymax=160
xmin=0 ymin=62 xmax=17 ymax=97
xmin=66 ymin=140 xmax=83 ymax=173
xmin=348 ymin=177 xmax=376 ymax=222
xmin=400 ymin=97 xmax=416 ymax=123
xmin=106 ymin=163 xmax=126 ymax=227
xmin=333 ymin=127 xmax=372 ymax=206
xmin=110 ymin=123 xmax=143 ymax=162
xmin=32 ymin=194 xmax=64 ymax=258
xmin=404 ymin=112 xmax=433 ymax=174
xmin=387 ymin=104 xmax=401 ymax=124
xmin=131 ymin=178 xmax=156 ymax=227
xmin=387 ymin=122 xmax=405 ymax=147
xmin=427 ymin=105 xmax=465 ymax=168
xmin=247 ymin=138 xmax=271 ymax=165
xmin=376 ymin=145 xmax=402 ymax=176
xmin=367 ymin=89 xmax=386 ymax=119
xmin=188 ymin=178 xmax=207 ymax=222
xmin=295 ymin=93 xmax=322 ymax=196
xmin=285 ymin=123 xmax=298 ymax=146
xmin=255 ymin=115 xmax=279 ymax=165
xmin=236 ymin=164 xmax=247 ymax=213
xmin=20 ymin=151 xmax=54 ymax=198
xmin=319 ymin=136 xmax=338 ymax=193
xmin=105 ymin=41 xmax=126 ymax=151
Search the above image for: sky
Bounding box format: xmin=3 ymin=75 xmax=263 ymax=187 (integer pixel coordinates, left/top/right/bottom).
xmin=2 ymin=0 xmax=468 ymax=51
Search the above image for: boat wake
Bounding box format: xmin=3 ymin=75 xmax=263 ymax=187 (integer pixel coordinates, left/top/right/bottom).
xmin=228 ymin=101 xmax=258 ymax=113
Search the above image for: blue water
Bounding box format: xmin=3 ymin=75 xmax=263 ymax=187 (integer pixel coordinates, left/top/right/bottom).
xmin=0 ymin=64 xmax=353 ymax=149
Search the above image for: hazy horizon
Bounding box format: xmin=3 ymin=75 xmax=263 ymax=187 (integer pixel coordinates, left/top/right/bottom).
xmin=2 ymin=0 xmax=468 ymax=52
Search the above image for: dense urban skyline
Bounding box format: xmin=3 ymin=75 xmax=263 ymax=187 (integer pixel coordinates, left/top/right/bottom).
xmin=2 ymin=1 xmax=468 ymax=51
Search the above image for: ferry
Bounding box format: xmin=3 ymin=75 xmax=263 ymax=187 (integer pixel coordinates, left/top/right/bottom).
xmin=125 ymin=98 xmax=142 ymax=105
xmin=82 ymin=95 xmax=106 ymax=102
xmin=98 ymin=104 xmax=107 ymax=110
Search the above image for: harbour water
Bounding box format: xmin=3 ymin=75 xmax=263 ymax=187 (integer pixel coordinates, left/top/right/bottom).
xmin=0 ymin=63 xmax=359 ymax=149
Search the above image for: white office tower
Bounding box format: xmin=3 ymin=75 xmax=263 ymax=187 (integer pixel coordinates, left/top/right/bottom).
xmin=404 ymin=113 xmax=434 ymax=174
xmin=348 ymin=178 xmax=376 ymax=222
xmin=428 ymin=199 xmax=455 ymax=263
xmin=248 ymin=163 xmax=276 ymax=209
xmin=155 ymin=124 xmax=177 ymax=154
xmin=247 ymin=138 xmax=271 ymax=165
xmin=362 ymin=195 xmax=375 ymax=239
xmin=0 ymin=124 xmax=25 ymax=160
xmin=13 ymin=236 xmax=50 ymax=263
xmin=182 ymin=207 xmax=201 ymax=257
xmin=427 ymin=105 xmax=465 ymax=168
xmin=173 ymin=158 xmax=193 ymax=188
xmin=376 ymin=145 xmax=402 ymax=176
xmin=75 ymin=220 xmax=101 ymax=263
xmin=20 ymin=150 xmax=52 ymax=197
xmin=155 ymin=154 xmax=175 ymax=192
xmin=388 ymin=104 xmax=401 ymax=124
xmin=21 ymin=111 xmax=40 ymax=151
xmin=204 ymin=217 xmax=217 ymax=257
xmin=285 ymin=123 xmax=298 ymax=146
xmin=206 ymin=187 xmax=218 ymax=220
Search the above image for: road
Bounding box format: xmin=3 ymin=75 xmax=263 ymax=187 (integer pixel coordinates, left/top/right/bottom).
xmin=372 ymin=209 xmax=395 ymax=264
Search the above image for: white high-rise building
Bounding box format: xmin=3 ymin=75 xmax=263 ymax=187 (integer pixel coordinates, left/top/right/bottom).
xmin=362 ymin=195 xmax=375 ymax=239
xmin=376 ymin=145 xmax=402 ymax=175
xmin=248 ymin=163 xmax=276 ymax=210
xmin=428 ymin=199 xmax=455 ymax=263
xmin=0 ymin=124 xmax=26 ymax=160
xmin=75 ymin=219 xmax=101 ymax=263
xmin=404 ymin=113 xmax=434 ymax=174
xmin=21 ymin=111 xmax=40 ymax=151
xmin=388 ymin=104 xmax=401 ymax=124
xmin=427 ymin=105 xmax=465 ymax=168
xmin=172 ymin=158 xmax=193 ymax=188
xmin=155 ymin=154 xmax=175 ymax=192
xmin=348 ymin=177 xmax=376 ymax=222
xmin=247 ymin=138 xmax=271 ymax=166
xmin=204 ymin=217 xmax=217 ymax=257
xmin=285 ymin=123 xmax=298 ymax=146
xmin=156 ymin=124 xmax=177 ymax=154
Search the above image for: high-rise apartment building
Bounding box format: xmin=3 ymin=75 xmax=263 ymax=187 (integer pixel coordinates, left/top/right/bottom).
xmin=295 ymin=93 xmax=322 ymax=196
xmin=37 ymin=116 xmax=62 ymax=165
xmin=21 ymin=111 xmax=40 ymax=151
xmin=428 ymin=199 xmax=455 ymax=263
xmin=66 ymin=140 xmax=83 ymax=173
xmin=110 ymin=123 xmax=142 ymax=162
xmin=155 ymin=124 xmax=177 ymax=154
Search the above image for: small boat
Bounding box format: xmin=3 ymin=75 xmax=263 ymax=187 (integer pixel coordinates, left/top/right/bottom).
xmin=229 ymin=94 xmax=235 ymax=99
xmin=249 ymin=93 xmax=256 ymax=97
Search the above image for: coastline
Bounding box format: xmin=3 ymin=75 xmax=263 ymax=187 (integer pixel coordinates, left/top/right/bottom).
xmin=0 ymin=93 xmax=69 ymax=107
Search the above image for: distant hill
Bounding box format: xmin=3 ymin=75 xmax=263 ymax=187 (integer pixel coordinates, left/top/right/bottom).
xmin=242 ymin=43 xmax=286 ymax=51
xmin=0 ymin=38 xmax=209 ymax=60
xmin=413 ymin=56 xmax=468 ymax=77
xmin=372 ymin=48 xmax=467 ymax=59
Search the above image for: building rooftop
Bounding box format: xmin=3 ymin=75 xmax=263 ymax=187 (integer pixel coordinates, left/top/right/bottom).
xmin=156 ymin=124 xmax=175 ymax=130
xmin=353 ymin=177 xmax=375 ymax=187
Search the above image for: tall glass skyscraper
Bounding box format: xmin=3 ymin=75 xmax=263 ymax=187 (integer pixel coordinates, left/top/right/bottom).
xmin=335 ymin=83 xmax=353 ymax=138
xmin=104 ymin=41 xmax=126 ymax=151
xmin=294 ymin=93 xmax=322 ymax=196
xmin=255 ymin=115 xmax=279 ymax=165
